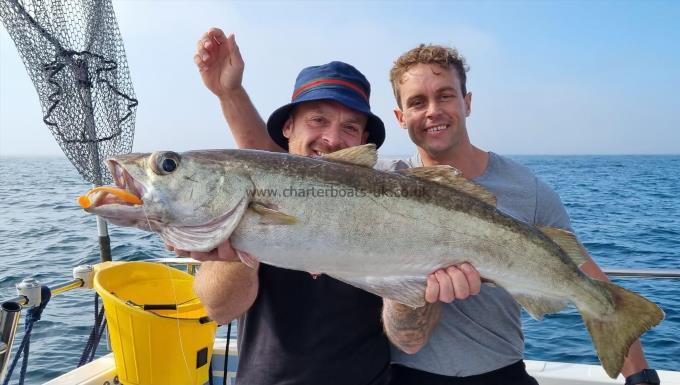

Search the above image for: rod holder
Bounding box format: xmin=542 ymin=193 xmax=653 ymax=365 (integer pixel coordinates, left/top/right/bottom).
xmin=0 ymin=301 xmax=22 ymax=384
xmin=73 ymin=265 xmax=95 ymax=288
xmin=16 ymin=278 xmax=41 ymax=308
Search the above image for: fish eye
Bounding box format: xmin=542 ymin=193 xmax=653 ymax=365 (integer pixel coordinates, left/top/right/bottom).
xmin=162 ymin=158 xmax=177 ymax=173
xmin=150 ymin=151 xmax=181 ymax=175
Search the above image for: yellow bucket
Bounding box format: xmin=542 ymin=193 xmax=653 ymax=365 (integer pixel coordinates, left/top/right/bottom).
xmin=94 ymin=261 xmax=217 ymax=385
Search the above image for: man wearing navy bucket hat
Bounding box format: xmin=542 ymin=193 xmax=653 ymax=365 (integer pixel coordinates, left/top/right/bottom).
xmin=180 ymin=31 xmax=393 ymax=385
xmin=265 ymin=60 xmax=385 ymax=153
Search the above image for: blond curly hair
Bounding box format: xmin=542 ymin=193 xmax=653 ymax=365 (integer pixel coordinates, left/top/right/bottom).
xmin=390 ymin=44 xmax=469 ymax=108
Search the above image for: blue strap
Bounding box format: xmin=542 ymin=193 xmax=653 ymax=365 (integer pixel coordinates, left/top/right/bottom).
xmin=2 ymin=286 xmax=51 ymax=385
xmin=78 ymin=293 xmax=106 ymax=367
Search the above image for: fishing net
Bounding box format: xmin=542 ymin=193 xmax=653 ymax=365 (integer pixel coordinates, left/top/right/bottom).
xmin=0 ymin=0 xmax=137 ymax=185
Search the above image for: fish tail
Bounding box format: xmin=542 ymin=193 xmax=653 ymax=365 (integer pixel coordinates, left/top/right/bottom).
xmin=579 ymin=280 xmax=664 ymax=378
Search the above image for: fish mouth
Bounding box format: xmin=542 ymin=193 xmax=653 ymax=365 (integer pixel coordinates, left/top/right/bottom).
xmin=77 ymin=159 xmax=156 ymax=229
xmin=79 ymin=160 xmax=146 ymax=209
xmin=108 ymin=159 xmax=147 ymax=203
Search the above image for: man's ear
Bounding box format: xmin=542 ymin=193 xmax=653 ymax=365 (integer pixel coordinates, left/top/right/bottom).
xmin=282 ymin=115 xmax=294 ymax=139
xmin=394 ymin=108 xmax=406 ymax=130
xmin=464 ymin=92 xmax=472 ymax=117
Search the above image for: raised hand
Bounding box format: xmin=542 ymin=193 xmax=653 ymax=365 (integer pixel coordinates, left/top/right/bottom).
xmin=194 ymin=27 xmax=244 ymax=98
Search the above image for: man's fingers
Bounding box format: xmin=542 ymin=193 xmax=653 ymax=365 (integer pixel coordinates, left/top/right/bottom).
xmin=460 ymin=263 xmax=481 ymax=295
xmin=226 ymin=33 xmax=244 ymax=67
xmin=425 ymin=274 xmax=440 ymax=303
xmin=165 ymin=242 xmax=188 ymax=257
xmin=207 ymin=27 xmax=226 ymax=41
xmin=170 ymin=239 xmax=240 ymax=262
xmin=196 ymin=36 xmax=206 ymax=51
xmin=217 ymin=241 xmax=238 ymax=261
xmin=198 ymin=28 xmax=225 ymax=48
xmin=425 ymin=263 xmax=482 ymax=304
xmin=196 ymin=48 xmax=210 ymax=63
xmin=447 ymin=266 xmax=470 ymax=300
xmin=189 ymin=246 xmax=232 ymax=262
xmin=435 ymin=269 xmax=455 ymax=303
xmin=194 ymin=54 xmax=208 ymax=72
xmin=190 ymin=250 xmax=213 ymax=261
xmin=196 ymin=28 xmax=228 ymax=65
xmin=236 ymin=250 xmax=260 ymax=269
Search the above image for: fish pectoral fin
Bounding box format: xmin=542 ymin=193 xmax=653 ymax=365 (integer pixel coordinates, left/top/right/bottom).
xmin=538 ymin=227 xmax=589 ymax=266
xmin=321 ymin=144 xmax=377 ymax=168
xmin=398 ymin=166 xmax=496 ymax=206
xmin=333 ymin=275 xmax=427 ymax=309
xmin=250 ymin=202 xmax=298 ymax=225
xmin=513 ymin=293 xmax=568 ymax=321
xmin=580 ymin=280 xmax=664 ymax=378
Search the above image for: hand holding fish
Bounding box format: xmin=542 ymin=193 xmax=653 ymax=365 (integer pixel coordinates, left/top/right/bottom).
xmin=166 ymin=239 xmax=259 ymax=270
xmin=194 ymin=27 xmax=244 ymax=98
xmin=425 ymin=263 xmax=481 ymax=303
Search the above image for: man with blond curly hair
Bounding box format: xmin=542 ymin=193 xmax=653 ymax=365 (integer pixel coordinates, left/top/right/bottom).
xmin=379 ymin=44 xmax=655 ymax=385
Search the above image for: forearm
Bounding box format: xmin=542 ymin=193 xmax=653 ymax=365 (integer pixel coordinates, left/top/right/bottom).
xmin=194 ymin=260 xmax=259 ymax=324
xmin=218 ymin=87 xmax=283 ymax=152
xmin=382 ymin=299 xmax=442 ymax=354
xmin=620 ymin=341 xmax=649 ymax=377
xmin=580 ymin=258 xmax=650 ymax=376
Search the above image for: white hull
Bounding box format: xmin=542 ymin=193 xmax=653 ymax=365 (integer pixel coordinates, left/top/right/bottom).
xmin=42 ymin=338 xmax=680 ymax=385
xmin=526 ymin=360 xmax=680 ymax=385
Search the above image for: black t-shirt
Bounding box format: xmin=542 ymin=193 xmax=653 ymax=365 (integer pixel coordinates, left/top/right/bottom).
xmin=236 ymin=264 xmax=391 ymax=385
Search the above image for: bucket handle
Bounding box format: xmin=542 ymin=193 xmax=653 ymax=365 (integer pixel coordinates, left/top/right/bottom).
xmin=110 ymin=292 xmax=213 ymax=323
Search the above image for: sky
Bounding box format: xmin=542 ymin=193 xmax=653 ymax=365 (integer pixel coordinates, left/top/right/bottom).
xmin=1 ymin=0 xmax=679 ymax=157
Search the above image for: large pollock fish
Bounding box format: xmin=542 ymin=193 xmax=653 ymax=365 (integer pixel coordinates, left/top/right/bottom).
xmin=80 ymin=144 xmax=663 ymax=378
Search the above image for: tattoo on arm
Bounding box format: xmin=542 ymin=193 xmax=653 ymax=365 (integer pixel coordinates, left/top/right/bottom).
xmin=383 ymin=299 xmax=442 ymax=353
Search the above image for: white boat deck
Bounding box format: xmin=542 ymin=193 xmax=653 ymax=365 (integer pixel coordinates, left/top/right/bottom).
xmin=42 ymin=338 xmax=680 ymax=385
xmin=526 ymin=359 xmax=680 ymax=385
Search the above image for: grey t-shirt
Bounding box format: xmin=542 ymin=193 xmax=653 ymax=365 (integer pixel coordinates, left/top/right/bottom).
xmin=376 ymin=151 xmax=573 ymax=377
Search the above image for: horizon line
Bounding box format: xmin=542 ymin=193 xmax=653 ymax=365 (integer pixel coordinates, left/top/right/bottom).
xmin=1 ymin=152 xmax=679 ymax=159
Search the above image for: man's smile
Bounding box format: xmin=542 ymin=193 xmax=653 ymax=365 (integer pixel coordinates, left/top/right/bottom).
xmin=425 ymin=124 xmax=448 ymax=133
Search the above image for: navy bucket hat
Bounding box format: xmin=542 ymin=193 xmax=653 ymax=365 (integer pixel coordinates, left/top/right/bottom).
xmin=267 ymin=61 xmax=386 ymax=150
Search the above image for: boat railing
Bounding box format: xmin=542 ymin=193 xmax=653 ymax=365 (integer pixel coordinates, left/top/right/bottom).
xmin=1 ymin=261 xmax=679 ymax=383
xmin=600 ymin=268 xmax=680 ymax=278
xmin=153 ymin=257 xmax=201 ymax=275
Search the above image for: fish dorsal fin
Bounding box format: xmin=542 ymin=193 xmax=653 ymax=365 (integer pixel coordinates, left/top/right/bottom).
xmin=399 ymin=166 xmax=496 ymax=206
xmin=321 ymin=144 xmax=377 ymax=168
xmin=538 ymin=226 xmax=589 ymax=266
xmin=399 ymin=165 xmax=462 ymax=179
xmin=250 ymin=202 xmax=298 ymax=225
